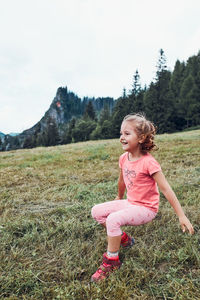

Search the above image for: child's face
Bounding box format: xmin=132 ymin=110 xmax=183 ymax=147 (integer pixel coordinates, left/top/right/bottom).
xmin=120 ymin=121 xmax=141 ymax=152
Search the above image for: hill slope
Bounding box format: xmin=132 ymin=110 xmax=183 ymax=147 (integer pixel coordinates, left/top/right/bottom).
xmin=0 ymin=130 xmax=199 ymax=299
xmin=0 ymin=131 xmax=5 ymax=138
xmin=2 ymin=86 xmax=115 ymax=151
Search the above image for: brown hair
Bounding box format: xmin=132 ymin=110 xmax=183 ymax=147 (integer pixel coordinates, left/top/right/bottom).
xmin=123 ymin=113 xmax=157 ymax=152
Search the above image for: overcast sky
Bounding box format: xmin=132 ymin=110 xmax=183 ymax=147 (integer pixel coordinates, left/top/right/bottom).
xmin=0 ymin=0 xmax=200 ymax=134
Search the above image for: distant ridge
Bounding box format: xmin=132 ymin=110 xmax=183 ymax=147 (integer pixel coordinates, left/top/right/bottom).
xmin=0 ymin=132 xmax=19 ymax=138
xmin=1 ymin=86 xmax=115 ymax=151
xmin=0 ymin=131 xmax=5 ymax=138
xmin=8 ymin=133 xmax=19 ymax=137
xmin=2 ymin=49 xmax=200 ymax=152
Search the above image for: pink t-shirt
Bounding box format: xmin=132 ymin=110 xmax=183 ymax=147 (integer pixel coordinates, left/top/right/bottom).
xmin=119 ymin=152 xmax=161 ymax=213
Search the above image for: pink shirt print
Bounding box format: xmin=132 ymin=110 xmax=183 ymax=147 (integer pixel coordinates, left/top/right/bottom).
xmin=119 ymin=152 xmax=161 ymax=213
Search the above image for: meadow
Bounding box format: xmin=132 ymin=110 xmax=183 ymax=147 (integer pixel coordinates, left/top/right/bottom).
xmin=0 ymin=130 xmax=200 ymax=300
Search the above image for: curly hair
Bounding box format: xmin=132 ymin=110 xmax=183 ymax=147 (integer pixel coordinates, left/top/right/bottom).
xmin=123 ymin=113 xmax=158 ymax=152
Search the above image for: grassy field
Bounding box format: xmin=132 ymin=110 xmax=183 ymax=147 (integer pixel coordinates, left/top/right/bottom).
xmin=0 ymin=130 xmax=200 ymax=300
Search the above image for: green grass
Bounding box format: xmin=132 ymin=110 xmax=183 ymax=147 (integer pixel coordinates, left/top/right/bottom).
xmin=0 ymin=131 xmax=200 ymax=299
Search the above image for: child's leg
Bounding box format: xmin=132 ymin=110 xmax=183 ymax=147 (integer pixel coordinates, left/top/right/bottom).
xmin=92 ymin=201 xmax=156 ymax=249
xmin=106 ymin=205 xmax=156 ymax=254
xmin=106 ymin=204 xmax=156 ymax=237
xmin=91 ymin=200 xmax=131 ymax=255
xmin=91 ymin=199 xmax=129 ymax=225
xmin=107 ymin=235 xmax=121 ymax=252
xmin=91 ymin=204 xmax=156 ymax=282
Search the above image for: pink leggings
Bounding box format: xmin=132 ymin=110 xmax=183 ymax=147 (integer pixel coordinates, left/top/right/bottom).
xmin=91 ymin=200 xmax=157 ymax=237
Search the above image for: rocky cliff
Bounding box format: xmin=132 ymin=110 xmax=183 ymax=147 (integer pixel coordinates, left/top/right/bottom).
xmin=2 ymin=86 xmax=115 ymax=150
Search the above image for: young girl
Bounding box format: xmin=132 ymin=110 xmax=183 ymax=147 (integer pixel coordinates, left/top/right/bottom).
xmin=91 ymin=113 xmax=194 ymax=282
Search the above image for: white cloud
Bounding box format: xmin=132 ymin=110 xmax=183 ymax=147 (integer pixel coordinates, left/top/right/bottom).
xmin=0 ymin=0 xmax=200 ymax=133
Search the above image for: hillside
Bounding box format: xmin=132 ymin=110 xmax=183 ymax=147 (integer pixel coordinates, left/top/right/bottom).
xmin=2 ymin=50 xmax=200 ymax=152
xmin=0 ymin=131 xmax=5 ymax=138
xmin=0 ymin=130 xmax=199 ymax=299
xmin=2 ymin=86 xmax=115 ymax=151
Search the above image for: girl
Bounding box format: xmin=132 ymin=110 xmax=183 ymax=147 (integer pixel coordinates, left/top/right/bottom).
xmin=91 ymin=113 xmax=194 ymax=282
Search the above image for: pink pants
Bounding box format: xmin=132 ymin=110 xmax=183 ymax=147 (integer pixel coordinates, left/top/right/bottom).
xmin=91 ymin=200 xmax=157 ymax=237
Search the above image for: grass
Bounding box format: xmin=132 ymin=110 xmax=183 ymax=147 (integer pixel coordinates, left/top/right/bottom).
xmin=0 ymin=130 xmax=200 ymax=299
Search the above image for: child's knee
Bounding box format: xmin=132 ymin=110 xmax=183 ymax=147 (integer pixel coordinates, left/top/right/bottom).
xmin=106 ymin=214 xmax=121 ymax=236
xmin=91 ymin=205 xmax=99 ymax=220
xmin=106 ymin=214 xmax=120 ymax=229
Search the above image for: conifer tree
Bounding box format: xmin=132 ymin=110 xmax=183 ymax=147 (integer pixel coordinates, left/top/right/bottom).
xmin=2 ymin=135 xmax=8 ymax=151
xmin=72 ymin=119 xmax=96 ymax=142
xmin=122 ymin=88 xmax=127 ymax=98
xmin=99 ymin=104 xmax=111 ymax=125
xmin=23 ymin=136 xmax=34 ymax=149
xmin=182 ymin=53 xmax=200 ymax=126
xmin=83 ymin=101 xmax=96 ymax=120
xmin=62 ymin=118 xmax=76 ymax=144
xmin=112 ymin=97 xmax=129 ymax=138
xmin=12 ymin=136 xmax=20 ymax=149
xmin=128 ymin=70 xmax=144 ymax=113
xmin=132 ymin=70 xmax=141 ymax=96
xmin=100 ymin=120 xmax=113 ymax=139
xmin=36 ymin=132 xmax=46 ymax=146
xmin=170 ymin=60 xmax=186 ymax=130
xmin=45 ymin=117 xmax=60 ymax=146
xmin=180 ymin=75 xmax=199 ymax=127
xmin=144 ymin=49 xmax=175 ymax=133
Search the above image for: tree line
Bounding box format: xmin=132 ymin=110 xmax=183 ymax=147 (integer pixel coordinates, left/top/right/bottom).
xmin=1 ymin=49 xmax=200 ymax=151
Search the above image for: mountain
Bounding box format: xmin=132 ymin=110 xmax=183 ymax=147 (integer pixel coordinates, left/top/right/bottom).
xmin=0 ymin=132 xmax=5 ymax=138
xmin=9 ymin=133 xmax=19 ymax=136
xmin=2 ymin=86 xmax=115 ymax=151
xmin=19 ymin=86 xmax=114 ymax=138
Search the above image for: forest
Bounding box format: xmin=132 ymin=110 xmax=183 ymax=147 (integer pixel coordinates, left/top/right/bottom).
xmin=1 ymin=49 xmax=200 ymax=151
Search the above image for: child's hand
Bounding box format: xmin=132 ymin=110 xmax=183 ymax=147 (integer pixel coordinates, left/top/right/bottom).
xmin=179 ymin=215 xmax=194 ymax=234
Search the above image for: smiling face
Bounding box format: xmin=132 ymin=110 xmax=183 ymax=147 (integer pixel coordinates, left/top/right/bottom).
xmin=120 ymin=121 xmax=142 ymax=154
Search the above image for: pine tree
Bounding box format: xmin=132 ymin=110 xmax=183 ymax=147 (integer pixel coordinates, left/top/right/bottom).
xmin=62 ymin=118 xmax=76 ymax=144
xmin=23 ymin=136 xmax=34 ymax=149
xmin=144 ymin=49 xmax=175 ymax=133
xmin=101 ymin=120 xmax=113 ymax=139
xmin=90 ymin=125 xmax=102 ymax=140
xmin=12 ymin=136 xmax=20 ymax=149
xmin=45 ymin=117 xmax=60 ymax=146
xmin=2 ymin=135 xmax=8 ymax=151
xmin=180 ymin=75 xmax=199 ymax=127
xmin=170 ymin=60 xmax=186 ymax=130
xmin=132 ymin=70 xmax=141 ymax=96
xmin=122 ymin=88 xmax=127 ymax=98
xmin=112 ymin=98 xmax=128 ymax=138
xmin=72 ymin=120 xmax=96 ymax=142
xmin=36 ymin=132 xmax=46 ymax=146
xmin=156 ymin=49 xmax=167 ymax=77
xmin=99 ymin=104 xmax=111 ymax=126
xmin=128 ymin=70 xmax=144 ymax=113
xmin=183 ymin=53 xmax=200 ymax=126
xmin=83 ymin=101 xmax=96 ymax=120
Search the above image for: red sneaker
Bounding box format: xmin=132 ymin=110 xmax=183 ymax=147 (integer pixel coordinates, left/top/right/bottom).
xmin=91 ymin=253 xmax=121 ymax=282
xmin=121 ymin=232 xmax=135 ymax=247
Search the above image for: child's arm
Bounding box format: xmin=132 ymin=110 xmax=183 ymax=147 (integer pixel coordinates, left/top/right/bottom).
xmin=115 ymin=169 xmax=126 ymax=200
xmin=153 ymin=171 xmax=194 ymax=234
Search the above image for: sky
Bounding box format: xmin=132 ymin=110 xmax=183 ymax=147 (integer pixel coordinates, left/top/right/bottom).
xmin=0 ymin=0 xmax=200 ymax=134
